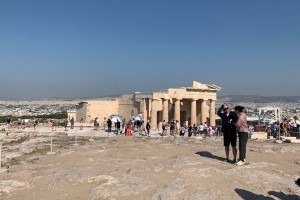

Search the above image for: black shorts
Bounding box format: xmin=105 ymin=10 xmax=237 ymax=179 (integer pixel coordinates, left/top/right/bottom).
xmin=223 ymin=128 xmax=237 ymax=146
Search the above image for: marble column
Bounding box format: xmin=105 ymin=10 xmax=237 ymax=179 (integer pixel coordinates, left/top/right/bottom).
xmin=209 ymin=100 xmax=216 ymax=127
xmin=191 ymin=99 xmax=197 ymax=125
xmin=162 ymin=98 xmax=169 ymax=122
xmin=143 ymin=98 xmax=148 ymax=123
xmin=174 ymin=98 xmax=181 ymax=122
xmin=201 ymin=99 xmax=207 ymax=124
xmin=148 ymin=98 xmax=152 ymax=117
xmin=150 ymin=99 xmax=157 ymax=130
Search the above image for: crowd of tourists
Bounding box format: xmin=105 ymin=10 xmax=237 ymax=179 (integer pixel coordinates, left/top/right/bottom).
xmin=265 ymin=116 xmax=300 ymax=137
xmin=3 ymin=117 xmax=39 ymax=131
xmin=160 ymin=120 xmax=215 ymax=137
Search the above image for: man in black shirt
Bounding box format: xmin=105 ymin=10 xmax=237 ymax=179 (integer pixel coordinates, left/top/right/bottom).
xmin=146 ymin=120 xmax=151 ymax=137
xmin=6 ymin=117 xmax=11 ymax=130
xmin=217 ymin=104 xmax=238 ymax=163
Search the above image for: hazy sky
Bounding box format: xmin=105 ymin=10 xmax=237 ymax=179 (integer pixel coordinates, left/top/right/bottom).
xmin=0 ymin=0 xmax=299 ymax=100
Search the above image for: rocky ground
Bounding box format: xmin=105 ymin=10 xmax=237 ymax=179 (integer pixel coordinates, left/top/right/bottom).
xmin=0 ymin=127 xmax=299 ymax=200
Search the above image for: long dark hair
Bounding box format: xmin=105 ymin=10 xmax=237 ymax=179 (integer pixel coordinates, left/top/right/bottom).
xmin=234 ymin=106 xmax=245 ymax=112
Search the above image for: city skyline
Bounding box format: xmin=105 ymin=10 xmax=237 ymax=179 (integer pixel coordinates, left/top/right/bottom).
xmin=1 ymin=0 xmax=299 ymax=100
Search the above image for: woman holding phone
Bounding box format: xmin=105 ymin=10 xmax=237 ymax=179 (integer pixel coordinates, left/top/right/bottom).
xmin=234 ymin=106 xmax=249 ymax=166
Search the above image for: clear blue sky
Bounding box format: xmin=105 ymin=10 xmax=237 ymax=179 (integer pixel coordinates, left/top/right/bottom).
xmin=0 ymin=0 xmax=299 ymax=100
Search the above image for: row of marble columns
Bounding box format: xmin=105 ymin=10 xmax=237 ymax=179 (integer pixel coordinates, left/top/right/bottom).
xmin=149 ymin=98 xmax=216 ymax=130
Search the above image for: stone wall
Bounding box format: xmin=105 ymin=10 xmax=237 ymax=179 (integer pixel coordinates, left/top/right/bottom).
xmin=87 ymin=100 xmax=119 ymax=123
xmin=118 ymin=94 xmax=140 ymax=123
xmin=76 ymin=102 xmax=88 ymax=122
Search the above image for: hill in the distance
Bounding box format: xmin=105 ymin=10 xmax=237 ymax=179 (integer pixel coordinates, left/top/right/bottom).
xmin=219 ymin=95 xmax=300 ymax=103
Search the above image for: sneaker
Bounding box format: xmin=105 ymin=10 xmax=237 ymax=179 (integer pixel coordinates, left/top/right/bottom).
xmin=236 ymin=160 xmax=245 ymax=166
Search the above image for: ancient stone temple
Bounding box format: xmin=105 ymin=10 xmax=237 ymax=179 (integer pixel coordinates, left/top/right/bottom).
xmin=75 ymin=81 xmax=221 ymax=130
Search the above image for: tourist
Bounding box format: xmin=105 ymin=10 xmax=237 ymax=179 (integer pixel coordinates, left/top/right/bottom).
xmin=21 ymin=119 xmax=25 ymax=129
xmin=234 ymin=105 xmax=250 ymax=166
xmin=33 ymin=118 xmax=38 ymax=131
xmin=103 ymin=117 xmax=106 ymax=130
xmin=119 ymin=123 xmax=124 ymax=135
xmin=17 ymin=118 xmax=22 ymax=129
xmin=125 ymin=123 xmax=131 ymax=136
xmin=64 ymin=119 xmax=68 ymax=131
xmin=70 ymin=117 xmax=75 ymax=129
xmin=170 ymin=120 xmax=175 ymax=136
xmin=80 ymin=118 xmax=84 ymax=130
xmin=295 ymin=116 xmax=300 ymax=132
xmin=269 ymin=122 xmax=276 ymax=138
xmin=281 ymin=119 xmax=289 ymax=137
xmin=208 ymin=125 xmax=213 ymax=137
xmin=217 ymin=104 xmax=238 ymax=163
xmin=6 ymin=117 xmax=11 ymax=130
xmin=193 ymin=124 xmax=197 ymax=137
xmin=199 ymin=123 xmax=205 ymax=137
xmin=94 ymin=117 xmax=98 ymax=130
xmin=116 ymin=120 xmax=121 ymax=135
xmin=291 ymin=116 xmax=300 ymax=134
xmin=179 ymin=125 xmax=186 ymax=136
xmin=107 ymin=118 xmax=112 ymax=133
xmin=162 ymin=120 xmax=166 ymax=136
xmin=51 ymin=120 xmax=56 ymax=131
xmin=203 ymin=122 xmax=208 ymax=135
xmin=146 ymin=120 xmax=151 ymax=137
xmin=96 ymin=117 xmax=100 ymax=129
xmin=188 ymin=125 xmax=193 ymax=137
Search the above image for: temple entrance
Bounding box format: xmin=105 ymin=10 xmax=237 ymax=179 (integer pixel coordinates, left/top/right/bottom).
xmin=180 ymin=111 xmax=186 ymax=126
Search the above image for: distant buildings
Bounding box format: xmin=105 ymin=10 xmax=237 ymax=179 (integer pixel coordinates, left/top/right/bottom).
xmin=0 ymin=101 xmax=76 ymax=117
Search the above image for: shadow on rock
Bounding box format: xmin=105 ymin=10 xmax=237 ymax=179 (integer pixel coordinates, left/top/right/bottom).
xmin=268 ymin=191 xmax=300 ymax=200
xmin=195 ymin=151 xmax=224 ymax=162
xmin=235 ymin=189 xmax=274 ymax=200
xmin=235 ymin=188 xmax=300 ymax=200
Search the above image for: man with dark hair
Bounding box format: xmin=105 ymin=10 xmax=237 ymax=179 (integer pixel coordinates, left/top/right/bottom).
xmin=107 ymin=118 xmax=112 ymax=133
xmin=6 ymin=117 xmax=11 ymax=130
xmin=116 ymin=120 xmax=121 ymax=135
xmin=70 ymin=117 xmax=75 ymax=129
xmin=146 ymin=120 xmax=151 ymax=137
xmin=217 ymin=104 xmax=238 ymax=163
